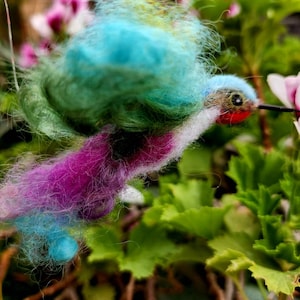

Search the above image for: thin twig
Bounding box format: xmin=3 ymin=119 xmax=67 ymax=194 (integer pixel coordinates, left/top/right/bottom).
xmin=252 ymin=75 xmax=272 ymax=151
xmin=206 ymin=270 xmax=226 ymax=300
xmin=236 ymin=271 xmax=246 ymax=300
xmin=0 ymin=247 xmax=18 ymax=300
xmin=24 ymin=271 xmax=77 ymax=300
xmin=166 ymin=268 xmax=184 ymax=293
xmin=123 ymin=274 xmax=135 ymax=300
xmin=146 ymin=275 xmax=156 ymax=300
xmin=3 ymin=0 xmax=19 ymax=91
xmin=225 ymin=277 xmax=234 ymax=300
xmin=54 ymin=286 xmax=79 ymax=300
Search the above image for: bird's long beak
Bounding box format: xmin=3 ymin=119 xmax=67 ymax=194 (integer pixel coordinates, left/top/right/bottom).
xmin=256 ymin=103 xmax=300 ymax=113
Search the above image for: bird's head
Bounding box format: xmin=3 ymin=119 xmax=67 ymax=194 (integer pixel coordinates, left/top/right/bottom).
xmin=204 ymin=75 xmax=258 ymax=124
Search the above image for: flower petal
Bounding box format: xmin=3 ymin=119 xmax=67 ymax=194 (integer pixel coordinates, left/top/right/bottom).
xmin=30 ymin=14 xmax=53 ymax=39
xmin=294 ymin=85 xmax=300 ymax=118
xmin=66 ymin=8 xmax=93 ymax=35
xmin=294 ymin=120 xmax=300 ymax=135
xmin=19 ymin=43 xmax=38 ymax=68
xmin=285 ymin=75 xmax=300 ymax=105
xmin=227 ymin=2 xmax=241 ymax=18
xmin=267 ymin=73 xmax=293 ymax=108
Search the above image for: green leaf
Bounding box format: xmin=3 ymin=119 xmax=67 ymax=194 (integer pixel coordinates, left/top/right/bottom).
xmin=249 ymin=264 xmax=300 ymax=295
xmin=209 ymin=232 xmax=261 ymax=263
xmin=142 ymin=205 xmax=164 ymax=226
xmin=168 ymin=239 xmax=213 ymax=264
xmin=178 ymin=146 xmax=212 ymax=178
xmin=239 ymin=185 xmax=281 ymax=216
xmin=255 ymin=241 xmax=300 ymax=270
xmin=224 ymin=205 xmax=260 ymax=239
xmin=207 ymin=248 xmax=254 ymax=274
xmin=253 ymin=215 xmax=300 ymax=270
xmin=161 ymin=207 xmax=228 ymax=239
xmin=226 ymin=143 xmax=285 ymax=192
xmin=208 ymin=232 xmax=276 ymax=270
xmin=281 ymin=173 xmax=300 ymax=215
xmin=168 ymin=179 xmax=214 ymax=210
xmin=257 ymin=215 xmax=292 ymax=249
xmin=120 ymin=223 xmax=178 ymax=279
xmin=85 ymin=226 xmax=123 ymax=263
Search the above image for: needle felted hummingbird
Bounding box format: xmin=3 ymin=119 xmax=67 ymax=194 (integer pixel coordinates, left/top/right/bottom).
xmin=0 ymin=0 xmax=258 ymax=267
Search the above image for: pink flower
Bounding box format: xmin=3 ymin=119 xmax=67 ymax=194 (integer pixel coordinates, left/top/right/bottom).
xmin=30 ymin=0 xmax=92 ymax=39
xmin=19 ymin=41 xmax=52 ymax=68
xmin=227 ymin=2 xmax=241 ymax=18
xmin=19 ymin=43 xmax=38 ymax=68
xmin=60 ymin=0 xmax=89 ymax=14
xmin=267 ymin=73 xmax=300 ymax=133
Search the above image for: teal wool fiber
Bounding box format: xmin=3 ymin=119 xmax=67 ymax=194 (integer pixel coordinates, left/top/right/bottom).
xmin=14 ymin=212 xmax=79 ymax=267
xmin=205 ymin=75 xmax=257 ymax=101
xmin=19 ymin=0 xmax=219 ymax=137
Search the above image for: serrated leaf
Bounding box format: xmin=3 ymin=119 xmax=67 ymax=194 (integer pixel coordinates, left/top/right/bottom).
xmin=258 ymin=215 xmax=292 ymax=249
xmin=119 ymin=223 xmax=178 ymax=279
xmin=281 ymin=173 xmax=300 ymax=215
xmin=178 ymin=146 xmax=212 ymax=178
xmin=160 ymin=204 xmax=180 ymax=221
xmin=85 ymin=227 xmax=123 ymax=263
xmin=226 ymin=143 xmax=285 ymax=192
xmin=239 ymin=185 xmax=281 ymax=216
xmin=142 ymin=205 xmax=164 ymax=226
xmin=161 ymin=207 xmax=227 ymax=239
xmin=249 ymin=264 xmax=300 ymax=295
xmin=224 ymin=205 xmax=260 ymax=239
xmin=168 ymin=239 xmax=213 ymax=264
xmin=168 ymin=179 xmax=214 ymax=210
xmin=257 ymin=149 xmax=286 ymax=187
xmin=208 ymin=232 xmax=273 ymax=266
xmin=255 ymin=241 xmax=300 ymax=270
xmin=226 ymin=154 xmax=256 ymax=192
xmin=207 ymin=248 xmax=253 ymax=274
xmin=227 ymin=256 xmax=255 ymax=273
xmin=209 ymin=232 xmax=253 ymax=253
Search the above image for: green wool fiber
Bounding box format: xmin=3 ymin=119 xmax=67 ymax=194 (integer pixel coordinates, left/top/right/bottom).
xmin=19 ymin=0 xmax=219 ymax=138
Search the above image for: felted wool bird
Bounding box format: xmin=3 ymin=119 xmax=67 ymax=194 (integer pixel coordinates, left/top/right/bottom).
xmin=0 ymin=0 xmax=257 ymax=267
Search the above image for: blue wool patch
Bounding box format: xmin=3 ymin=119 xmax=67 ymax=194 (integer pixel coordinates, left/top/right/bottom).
xmin=205 ymin=75 xmax=257 ymax=102
xmin=62 ymin=18 xmax=209 ymax=107
xmin=48 ymin=236 xmax=78 ymax=264
xmin=14 ymin=212 xmax=78 ymax=266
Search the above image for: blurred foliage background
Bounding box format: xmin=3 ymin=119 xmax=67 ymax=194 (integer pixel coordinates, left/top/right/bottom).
xmin=1 ymin=0 xmax=300 ymax=299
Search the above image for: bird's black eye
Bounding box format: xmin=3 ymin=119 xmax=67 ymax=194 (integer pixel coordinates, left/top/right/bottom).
xmin=230 ymin=93 xmax=244 ymax=106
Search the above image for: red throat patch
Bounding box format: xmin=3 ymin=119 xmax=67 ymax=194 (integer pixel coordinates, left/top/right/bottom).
xmin=216 ymin=111 xmax=252 ymax=124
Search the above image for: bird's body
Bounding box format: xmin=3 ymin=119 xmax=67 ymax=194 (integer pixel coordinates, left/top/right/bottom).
xmin=0 ymin=0 xmax=257 ymax=266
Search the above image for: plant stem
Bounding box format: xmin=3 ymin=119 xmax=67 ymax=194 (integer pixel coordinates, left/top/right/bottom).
xmin=3 ymin=0 xmax=19 ymax=91
xmin=206 ymin=270 xmax=225 ymax=300
xmin=146 ymin=275 xmax=156 ymax=300
xmin=124 ymin=274 xmax=135 ymax=300
xmin=0 ymin=247 xmax=18 ymax=300
xmin=252 ymin=74 xmax=273 ymax=152
xmin=232 ymin=274 xmax=248 ymax=300
xmin=24 ymin=270 xmax=77 ymax=300
xmin=225 ymin=277 xmax=234 ymax=300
